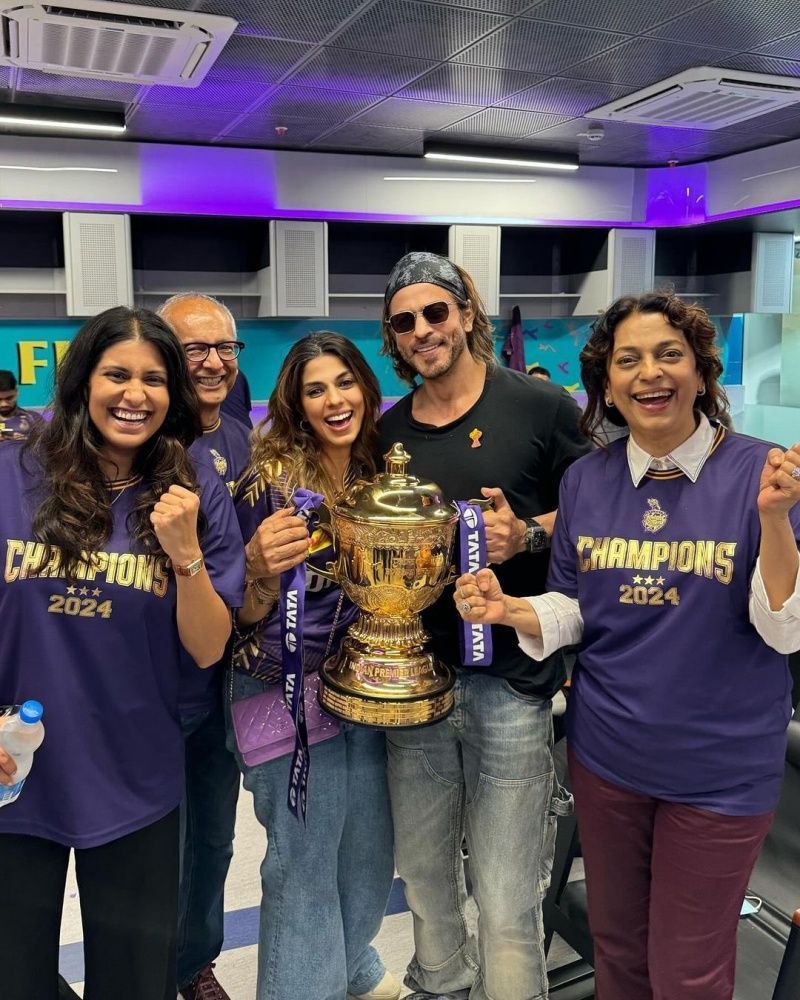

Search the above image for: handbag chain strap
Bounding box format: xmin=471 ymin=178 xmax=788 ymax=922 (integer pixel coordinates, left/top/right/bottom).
xmin=228 ymin=586 xmax=346 ymax=703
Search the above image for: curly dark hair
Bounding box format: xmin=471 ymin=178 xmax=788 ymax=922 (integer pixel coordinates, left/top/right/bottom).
xmin=244 ymin=331 xmax=381 ymax=499
xmin=580 ymin=292 xmax=729 ymax=444
xmin=23 ymin=306 xmax=203 ymax=578
xmin=380 ymin=263 xmax=496 ymax=387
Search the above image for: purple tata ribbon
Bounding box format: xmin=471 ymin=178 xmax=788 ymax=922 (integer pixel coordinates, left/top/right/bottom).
xmin=455 ymin=501 xmax=493 ymax=668
xmin=280 ymin=486 xmax=325 ymax=822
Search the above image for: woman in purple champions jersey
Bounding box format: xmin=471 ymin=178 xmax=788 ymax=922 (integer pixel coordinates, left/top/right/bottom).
xmin=0 ymin=307 xmax=244 ymax=1000
xmin=454 ymin=293 xmax=800 ymax=1000
xmin=231 ymin=332 xmax=400 ymax=1000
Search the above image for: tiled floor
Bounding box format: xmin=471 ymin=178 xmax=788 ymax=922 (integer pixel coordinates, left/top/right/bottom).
xmin=59 ymin=781 xmax=581 ymax=998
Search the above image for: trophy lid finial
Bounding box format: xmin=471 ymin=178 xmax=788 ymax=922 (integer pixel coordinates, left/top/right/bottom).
xmin=384 ymin=442 xmax=411 ymax=475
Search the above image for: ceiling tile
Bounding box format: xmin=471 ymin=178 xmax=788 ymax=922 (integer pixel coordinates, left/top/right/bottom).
xmin=647 ymin=0 xmax=800 ymax=49
xmin=284 ymin=46 xmax=439 ymax=96
xmin=565 ymin=37 xmax=735 ymax=87
xmin=334 ymin=0 xmax=509 ymax=61
xmin=353 ymin=97 xmax=481 ymax=130
xmin=524 ymin=0 xmax=717 ymax=34
xmin=442 ymin=107 xmax=574 ymax=138
xmin=453 ymin=18 xmax=629 ymax=73
xmin=140 ymin=77 xmax=271 ymax=111
xmin=429 ymin=0 xmax=541 ymax=13
xmin=499 ymin=77 xmax=632 ymax=114
xmin=397 ymin=63 xmax=544 ymax=105
xmin=196 ymin=0 xmax=372 ymax=43
xmin=209 ymin=34 xmax=314 ymax=83
xmin=255 ymin=84 xmax=378 ymax=121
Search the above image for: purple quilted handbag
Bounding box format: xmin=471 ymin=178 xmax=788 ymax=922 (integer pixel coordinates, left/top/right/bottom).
xmin=230 ymin=672 xmax=341 ymax=767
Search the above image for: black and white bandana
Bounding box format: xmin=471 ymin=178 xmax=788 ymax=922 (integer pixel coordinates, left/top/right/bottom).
xmin=384 ymin=252 xmax=467 ymax=311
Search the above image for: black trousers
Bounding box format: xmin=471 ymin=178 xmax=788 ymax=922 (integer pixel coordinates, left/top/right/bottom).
xmin=0 ymin=808 xmax=179 ymax=1000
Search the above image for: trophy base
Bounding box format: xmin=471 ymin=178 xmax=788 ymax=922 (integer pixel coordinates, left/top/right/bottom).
xmin=319 ymin=637 xmax=455 ymax=728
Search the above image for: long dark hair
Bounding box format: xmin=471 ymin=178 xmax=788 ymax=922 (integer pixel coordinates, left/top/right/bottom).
xmin=380 ymin=263 xmax=496 ymax=386
xmin=24 ymin=306 xmax=202 ymax=576
xmin=580 ymin=292 xmax=729 ymax=444
xmin=245 ymin=332 xmax=381 ymax=497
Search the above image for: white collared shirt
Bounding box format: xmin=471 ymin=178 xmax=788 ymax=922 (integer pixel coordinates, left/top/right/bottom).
xmin=518 ymin=415 xmax=800 ymax=661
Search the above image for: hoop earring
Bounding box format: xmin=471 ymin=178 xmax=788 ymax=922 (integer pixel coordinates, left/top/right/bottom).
xmin=300 ymin=419 xmax=311 ymax=432
xmin=697 ymin=385 xmax=706 ymax=396
xmin=605 ymin=397 xmax=615 ymax=408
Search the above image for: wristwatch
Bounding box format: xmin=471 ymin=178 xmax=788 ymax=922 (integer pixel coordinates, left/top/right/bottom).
xmin=173 ymin=555 xmax=205 ymax=577
xmin=522 ymin=518 xmax=549 ymax=555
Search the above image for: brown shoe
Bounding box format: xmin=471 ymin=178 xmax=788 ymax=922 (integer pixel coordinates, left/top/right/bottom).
xmin=179 ymin=963 xmax=231 ymax=1000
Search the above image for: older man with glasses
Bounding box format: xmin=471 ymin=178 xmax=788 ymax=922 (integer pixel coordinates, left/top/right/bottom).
xmin=158 ymin=292 xmax=251 ymax=1000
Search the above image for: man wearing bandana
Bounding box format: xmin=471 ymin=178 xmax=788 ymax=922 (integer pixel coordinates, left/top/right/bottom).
xmin=378 ymin=253 xmax=590 ymax=1000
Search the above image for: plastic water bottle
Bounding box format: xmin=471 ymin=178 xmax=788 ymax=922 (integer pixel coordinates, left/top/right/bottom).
xmin=0 ymin=700 xmax=45 ymax=807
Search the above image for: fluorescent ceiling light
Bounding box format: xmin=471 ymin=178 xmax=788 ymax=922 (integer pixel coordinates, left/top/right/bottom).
xmin=384 ymin=176 xmax=537 ymax=183
xmin=423 ymin=142 xmax=578 ymax=172
xmin=0 ymin=165 xmax=118 ymax=172
xmin=0 ymin=104 xmax=126 ymax=135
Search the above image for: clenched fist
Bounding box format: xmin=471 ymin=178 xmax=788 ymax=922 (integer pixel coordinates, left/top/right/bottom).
xmin=150 ymin=484 xmax=202 ymax=565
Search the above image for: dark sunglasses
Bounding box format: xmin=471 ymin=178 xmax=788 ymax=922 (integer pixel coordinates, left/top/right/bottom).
xmin=388 ymin=300 xmax=453 ymax=335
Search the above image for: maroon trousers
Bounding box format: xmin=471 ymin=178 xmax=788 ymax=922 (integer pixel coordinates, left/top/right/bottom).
xmin=568 ymin=748 xmax=773 ymax=1000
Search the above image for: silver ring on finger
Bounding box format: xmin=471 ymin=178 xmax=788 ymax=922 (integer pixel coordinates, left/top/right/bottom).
xmin=460 ymin=600 xmax=472 ymax=614
xmin=791 ymin=466 xmax=800 ymax=480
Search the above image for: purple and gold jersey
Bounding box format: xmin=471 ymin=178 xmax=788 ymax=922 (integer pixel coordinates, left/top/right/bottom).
xmin=0 ymin=442 xmax=245 ymax=848
xmin=550 ymin=429 xmax=800 ymax=815
xmin=233 ymin=463 xmax=358 ymax=682
xmin=177 ymin=416 xmax=251 ymax=716
xmin=189 ymin=415 xmax=251 ymax=498
xmin=0 ymin=407 xmax=43 ymax=441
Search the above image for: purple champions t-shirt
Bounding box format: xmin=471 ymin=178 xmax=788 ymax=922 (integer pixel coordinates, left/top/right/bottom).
xmin=549 ymin=429 xmax=799 ymax=816
xmin=0 ymin=442 xmax=245 ymax=848
xmin=178 ymin=416 xmax=251 ymax=716
xmin=233 ymin=463 xmax=358 ymax=682
xmin=0 ymin=407 xmax=43 ymax=441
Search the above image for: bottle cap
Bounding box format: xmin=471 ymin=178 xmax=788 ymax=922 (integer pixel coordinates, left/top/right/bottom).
xmin=19 ymin=700 xmax=43 ymax=725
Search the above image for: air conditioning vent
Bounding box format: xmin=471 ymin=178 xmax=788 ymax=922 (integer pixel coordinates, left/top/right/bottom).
xmin=587 ymin=67 xmax=800 ymax=130
xmin=0 ymin=1 xmax=237 ymax=87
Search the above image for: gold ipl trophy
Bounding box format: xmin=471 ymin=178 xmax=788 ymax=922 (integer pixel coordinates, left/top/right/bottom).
xmin=318 ymin=443 xmax=458 ymax=727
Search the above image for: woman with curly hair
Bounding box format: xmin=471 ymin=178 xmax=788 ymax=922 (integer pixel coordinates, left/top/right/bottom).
xmin=455 ymin=292 xmax=800 ymax=1000
xmin=231 ymin=331 xmax=399 ymax=1000
xmin=0 ymin=306 xmax=244 ymax=1000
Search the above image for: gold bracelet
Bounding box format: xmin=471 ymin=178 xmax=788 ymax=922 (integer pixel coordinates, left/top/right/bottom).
xmin=247 ymin=577 xmax=279 ymax=605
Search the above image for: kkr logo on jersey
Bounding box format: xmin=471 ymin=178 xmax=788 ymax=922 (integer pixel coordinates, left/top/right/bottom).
xmin=642 ymin=498 xmax=668 ymax=534
xmin=210 ymin=448 xmax=228 ymax=478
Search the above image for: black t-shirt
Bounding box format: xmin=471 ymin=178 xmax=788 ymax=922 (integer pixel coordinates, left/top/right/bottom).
xmin=378 ymin=366 xmax=591 ymax=698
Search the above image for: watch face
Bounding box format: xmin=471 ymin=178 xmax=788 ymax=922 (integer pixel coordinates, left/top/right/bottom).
xmin=526 ymin=523 xmax=547 ymax=553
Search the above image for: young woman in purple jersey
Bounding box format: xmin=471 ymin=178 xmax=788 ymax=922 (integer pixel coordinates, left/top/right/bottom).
xmin=231 ymin=332 xmax=400 ymax=1000
xmin=455 ymin=293 xmax=800 ymax=1000
xmin=0 ymin=306 xmax=244 ymax=1000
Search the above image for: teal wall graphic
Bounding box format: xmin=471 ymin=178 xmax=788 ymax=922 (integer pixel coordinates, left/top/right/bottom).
xmin=0 ymin=314 xmax=744 ymax=410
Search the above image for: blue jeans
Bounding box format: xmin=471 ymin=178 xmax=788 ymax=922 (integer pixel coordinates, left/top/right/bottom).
xmin=178 ymin=702 xmax=240 ymax=988
xmin=229 ymin=670 xmax=395 ymax=1000
xmin=387 ymin=671 xmax=570 ymax=1000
